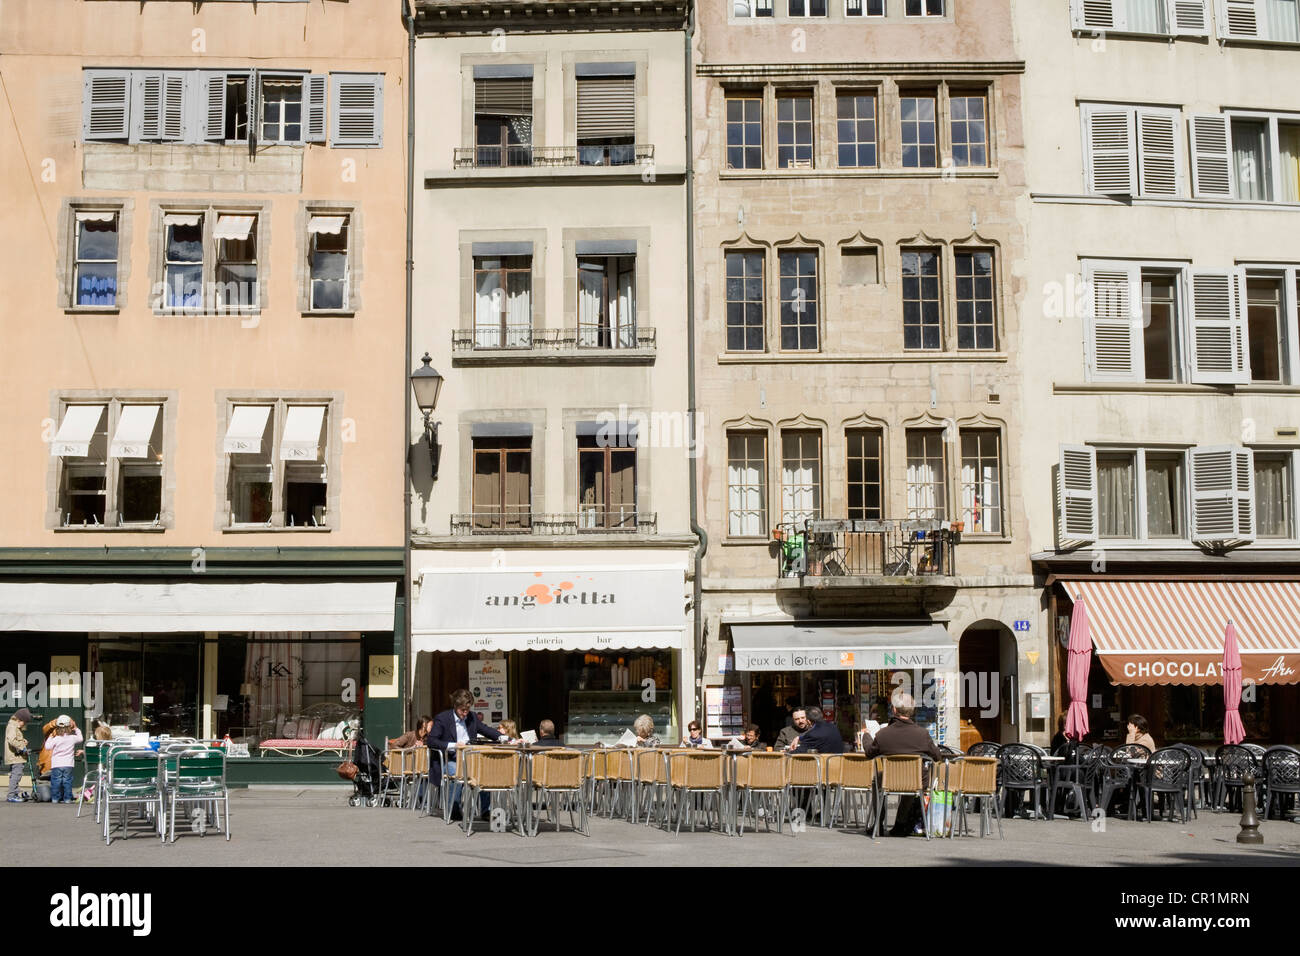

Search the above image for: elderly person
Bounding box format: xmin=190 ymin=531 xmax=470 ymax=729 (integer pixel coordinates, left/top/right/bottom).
xmin=681 ymin=721 xmax=713 ymax=748
xmin=632 ymin=714 xmax=661 ymax=748
xmin=1125 ymin=714 xmax=1156 ymax=752
xmin=535 ymin=719 xmax=561 ymax=745
xmin=864 ymin=693 xmax=941 ymax=836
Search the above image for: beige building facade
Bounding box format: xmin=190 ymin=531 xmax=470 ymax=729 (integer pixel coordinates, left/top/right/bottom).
xmin=695 ymin=0 xmax=1042 ymax=748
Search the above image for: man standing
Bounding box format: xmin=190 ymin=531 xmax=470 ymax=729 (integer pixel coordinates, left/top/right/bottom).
xmin=4 ymin=708 xmax=32 ymax=803
xmin=863 ymin=693 xmax=941 ymax=835
xmin=788 ymin=707 xmax=845 ymax=755
xmin=427 ymin=689 xmax=504 ymax=819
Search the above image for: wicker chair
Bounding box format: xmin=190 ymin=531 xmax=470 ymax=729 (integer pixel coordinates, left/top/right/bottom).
xmin=736 ymin=752 xmax=792 ymax=835
xmin=1137 ymin=748 xmax=1191 ymax=822
xmin=872 ymin=754 xmax=927 ymax=839
xmin=462 ymin=748 xmax=524 ymax=837
xmin=668 ymin=750 xmax=727 ymax=834
xmin=632 ymin=748 xmax=671 ymax=828
xmin=998 ymin=743 xmax=1047 ymax=819
xmin=1262 ymin=746 xmax=1300 ymax=821
xmin=928 ymin=758 xmax=962 ymax=838
xmin=377 ymin=747 xmax=409 ymax=809
xmin=953 ymin=756 xmax=1003 ymax=838
xmin=787 ymin=754 xmax=824 ymax=827
xmin=530 ymin=750 xmax=588 ymax=836
xmin=824 ymin=754 xmax=877 ymax=831
xmin=1213 ymin=744 xmax=1261 ymax=812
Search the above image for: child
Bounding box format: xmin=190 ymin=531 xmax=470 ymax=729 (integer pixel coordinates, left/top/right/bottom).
xmin=42 ymin=715 xmax=83 ymax=804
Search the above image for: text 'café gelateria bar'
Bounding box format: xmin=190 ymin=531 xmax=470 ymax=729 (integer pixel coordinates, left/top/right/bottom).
xmin=1055 ymin=579 xmax=1300 ymax=743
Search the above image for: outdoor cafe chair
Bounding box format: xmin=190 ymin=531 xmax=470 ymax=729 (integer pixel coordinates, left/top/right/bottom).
xmin=442 ymin=747 xmax=473 ymax=825
xmin=418 ymin=747 xmax=445 ymax=818
xmin=377 ymin=747 xmax=409 ymax=809
xmin=953 ymin=756 xmax=1003 ymax=838
xmin=1169 ymin=743 xmax=1207 ymax=817
xmin=407 ymin=746 xmax=430 ymax=814
xmin=462 ymin=748 xmax=525 ymax=837
xmin=872 ymin=754 xmax=928 ymax=840
xmin=736 ymin=752 xmax=791 ymax=835
xmin=824 ymin=754 xmax=877 ymax=831
xmin=1049 ymin=743 xmax=1093 ymax=819
xmin=103 ymin=749 xmax=165 ymax=846
xmin=967 ymin=741 xmax=1001 ymax=758
xmin=530 ymin=750 xmax=589 ymax=836
xmin=166 ymin=748 xmax=230 ymax=843
xmin=76 ymin=741 xmax=105 ymax=820
xmin=632 ymin=748 xmax=671 ymax=827
xmin=787 ymin=754 xmax=825 ymax=828
xmin=1138 ymin=748 xmax=1191 ymax=823
xmin=1261 ymin=746 xmax=1300 ymax=821
xmin=668 ymin=749 xmax=727 ymax=834
xmin=998 ymin=743 xmax=1048 ymax=820
xmin=1212 ymin=744 xmax=1261 ymax=812
xmin=588 ymin=748 xmax=634 ymax=820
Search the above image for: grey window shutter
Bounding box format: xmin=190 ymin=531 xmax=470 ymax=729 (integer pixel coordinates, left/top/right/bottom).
xmin=161 ymin=71 xmax=187 ymax=142
xmin=305 ymin=74 xmax=327 ymax=143
xmin=1137 ymin=109 xmax=1179 ymax=197
xmin=1191 ymin=445 xmax=1255 ymax=547
xmin=1189 ymin=114 xmax=1234 ymax=198
xmin=1084 ymin=105 xmax=1136 ymax=194
xmin=576 ymin=76 xmax=635 ymax=140
xmin=1219 ymin=0 xmax=1260 ymax=38
xmin=1057 ymin=444 xmax=1099 ymax=549
xmin=475 ymin=78 xmax=532 ymax=117
xmin=201 ymin=72 xmax=227 ymax=142
xmin=1084 ymin=263 xmax=1142 ymax=381
xmin=1189 ymin=271 xmax=1250 ymax=384
xmin=1168 ymin=0 xmax=1210 ymax=35
xmin=329 ymin=73 xmax=383 ymax=148
xmin=134 ymin=71 xmax=163 ymax=142
xmin=82 ymin=69 xmax=131 ymax=141
xmin=1073 ymin=0 xmax=1120 ymax=29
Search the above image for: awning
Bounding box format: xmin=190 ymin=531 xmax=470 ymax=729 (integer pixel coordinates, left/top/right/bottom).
xmin=1060 ymin=579 xmax=1300 ymax=685
xmin=730 ymin=623 xmax=956 ymax=672
xmin=162 ymin=213 xmax=201 ymax=227
xmin=280 ymin=405 xmax=326 ymax=461
xmin=109 ymin=404 xmax=160 ymax=459
xmin=412 ymin=567 xmax=685 ymax=653
xmin=75 ymin=210 xmax=117 ymax=223
xmin=213 ymin=214 xmax=255 ymax=241
xmin=223 ymin=405 xmax=271 ymax=454
xmin=50 ymin=405 xmax=105 ymax=458
xmin=307 ymin=215 xmax=346 ymax=235
xmin=0 ymin=582 xmax=396 ymax=633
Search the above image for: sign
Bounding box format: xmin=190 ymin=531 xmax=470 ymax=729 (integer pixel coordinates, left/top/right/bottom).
xmin=819 ymin=679 xmax=836 ymax=722
xmin=1028 ymin=692 xmax=1049 ymax=720
xmin=468 ymin=658 xmax=508 ymax=725
xmin=1013 ymin=620 xmax=1031 ymax=632
xmin=733 ymin=646 xmax=957 ymax=672
xmin=717 ymin=654 xmax=733 ymax=674
xmin=367 ymin=655 xmax=398 ymax=700
xmin=705 ymin=686 xmax=743 ymax=739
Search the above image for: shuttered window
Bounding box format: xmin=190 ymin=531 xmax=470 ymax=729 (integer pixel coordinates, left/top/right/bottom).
xmin=1189 ymin=114 xmax=1234 ymax=198
xmin=1189 ymin=271 xmax=1250 ymax=384
xmin=1218 ymin=0 xmax=1300 ymax=41
xmin=329 ymin=73 xmax=382 ymax=148
xmin=576 ymin=66 xmax=635 ymax=166
xmin=1057 ymin=445 xmax=1099 ymax=549
xmin=83 ymin=70 xmax=132 ymax=141
xmin=1071 ymin=0 xmax=1210 ymax=34
xmin=1082 ymin=104 xmax=1184 ymax=197
xmin=475 ymin=77 xmax=533 ymax=167
xmin=1191 ymin=446 xmax=1255 ymax=547
xmin=1083 ymin=262 xmax=1143 ymax=381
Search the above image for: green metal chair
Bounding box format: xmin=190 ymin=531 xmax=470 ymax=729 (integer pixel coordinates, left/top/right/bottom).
xmin=167 ymin=748 xmax=230 ymax=842
xmin=75 ymin=741 xmax=104 ymax=820
xmin=103 ymin=749 xmax=164 ymax=846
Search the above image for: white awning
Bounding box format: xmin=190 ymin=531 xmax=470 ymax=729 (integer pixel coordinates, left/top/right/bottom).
xmin=75 ymin=210 xmax=116 ymax=223
xmin=223 ymin=405 xmax=271 ymax=454
xmin=729 ymin=622 xmax=957 ymax=671
xmin=163 ymin=213 xmax=202 ymax=227
xmin=0 ymin=582 xmax=396 ymax=633
xmin=109 ymin=404 xmax=160 ymax=459
xmin=50 ymin=405 xmax=105 ymax=457
xmin=307 ymin=215 xmax=346 ymax=235
xmin=411 ymin=629 xmax=681 ymax=654
xmin=213 ymin=214 xmax=255 ymax=241
xmin=280 ymin=406 xmax=326 ymax=461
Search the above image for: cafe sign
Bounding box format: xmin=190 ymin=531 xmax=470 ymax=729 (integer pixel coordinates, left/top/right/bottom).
xmin=734 ymin=647 xmax=957 ymax=672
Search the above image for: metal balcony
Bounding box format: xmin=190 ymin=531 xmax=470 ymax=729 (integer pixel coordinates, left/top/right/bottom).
xmin=453 ymin=144 xmax=655 ymax=169
xmin=773 ymin=518 xmax=960 ymax=579
xmin=451 ymin=327 xmax=656 ymax=352
xmin=451 ymin=512 xmax=658 ymax=536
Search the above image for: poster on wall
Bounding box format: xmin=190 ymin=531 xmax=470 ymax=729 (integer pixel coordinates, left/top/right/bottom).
xmin=705 ymin=686 xmax=744 ymax=740
xmin=468 ymin=658 xmax=508 ymax=725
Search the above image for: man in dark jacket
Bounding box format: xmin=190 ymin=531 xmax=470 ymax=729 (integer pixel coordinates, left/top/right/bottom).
xmin=789 ymin=707 xmax=845 ymax=755
xmin=427 ymin=689 xmax=504 ymax=819
xmin=863 ymin=693 xmax=941 ymax=835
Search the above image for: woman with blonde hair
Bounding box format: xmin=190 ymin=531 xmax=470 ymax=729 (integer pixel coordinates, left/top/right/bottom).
xmin=496 ymin=719 xmax=518 ymax=741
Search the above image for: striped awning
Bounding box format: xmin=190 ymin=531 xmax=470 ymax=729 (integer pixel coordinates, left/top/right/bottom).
xmin=1059 ymin=579 xmax=1300 ymax=686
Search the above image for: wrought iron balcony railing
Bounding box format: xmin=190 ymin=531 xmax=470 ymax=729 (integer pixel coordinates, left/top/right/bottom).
xmin=453 ymin=144 xmax=655 ymax=169
xmin=452 ymin=327 xmax=656 ymax=352
xmin=451 ymin=512 xmax=658 ymax=536
xmin=773 ymin=518 xmax=960 ymax=578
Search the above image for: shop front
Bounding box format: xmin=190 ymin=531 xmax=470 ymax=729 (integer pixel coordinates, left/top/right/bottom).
xmin=1052 ymin=577 xmax=1300 ymax=744
xmin=411 ymin=564 xmax=689 ymax=744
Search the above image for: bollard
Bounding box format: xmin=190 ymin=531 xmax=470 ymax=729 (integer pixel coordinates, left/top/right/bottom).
xmin=1236 ymin=773 xmax=1263 ymax=845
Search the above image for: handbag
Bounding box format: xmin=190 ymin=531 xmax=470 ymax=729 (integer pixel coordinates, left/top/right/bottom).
xmin=336 ymin=760 xmax=358 ymax=781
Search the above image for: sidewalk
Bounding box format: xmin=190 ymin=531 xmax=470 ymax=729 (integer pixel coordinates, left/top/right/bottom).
xmin=11 ymin=790 xmax=1299 ymax=867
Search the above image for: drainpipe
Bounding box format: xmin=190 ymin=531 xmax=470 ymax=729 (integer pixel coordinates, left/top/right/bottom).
xmin=684 ymin=3 xmax=708 ymax=722
xmin=402 ymin=0 xmax=417 ymax=728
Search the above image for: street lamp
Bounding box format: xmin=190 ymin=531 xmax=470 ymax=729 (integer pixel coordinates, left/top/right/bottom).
xmin=410 ymin=352 xmax=444 ymax=479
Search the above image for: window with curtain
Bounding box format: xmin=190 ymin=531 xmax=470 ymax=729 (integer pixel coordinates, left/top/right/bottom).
xmin=475 ymin=77 xmax=533 ymax=167
xmin=1142 ymin=274 xmax=1178 ymax=382
xmin=847 ymin=428 xmax=883 ymax=520
xmin=473 ymin=255 xmax=532 ymax=348
xmin=578 ymin=433 xmax=637 ymax=530
xmin=577 ymin=255 xmax=636 ymax=348
xmin=1144 ymin=453 xmax=1183 ymax=537
xmin=1098 ymin=452 xmax=1136 ymax=538
xmin=1124 ymin=0 xmax=1167 ymax=34
xmin=1255 ymin=454 xmax=1294 ymax=537
xmin=1246 ymin=276 xmax=1284 ymax=383
xmin=472 ymin=437 xmax=531 ymax=531
xmin=1280 ymin=122 xmax=1300 ymax=203
xmin=906 ymin=430 xmax=946 ymax=521
xmin=1265 ymin=0 xmax=1300 ymax=42
xmin=164 ymin=213 xmax=204 ymax=309
xmin=727 ymin=432 xmax=767 ymax=536
xmin=73 ymin=211 xmax=119 ymax=307
xmin=960 ymin=430 xmax=1002 ymax=534
xmin=261 ymin=78 xmax=303 ymax=144
xmin=781 ymin=431 xmax=822 ymax=526
xmin=1232 ymin=119 xmax=1273 ymax=201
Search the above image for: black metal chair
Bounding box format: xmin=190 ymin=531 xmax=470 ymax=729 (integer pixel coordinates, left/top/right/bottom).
xmin=938 ymin=745 xmax=961 ymax=757
xmin=1138 ymin=748 xmax=1191 ymax=823
xmin=998 ymin=744 xmax=1047 ymax=819
xmin=1213 ymin=745 xmax=1261 ymax=813
xmin=1261 ymin=746 xmax=1300 ymax=821
xmin=967 ymin=742 xmax=1001 ymax=757
xmin=1051 ymin=743 xmax=1096 ymax=819
xmin=1170 ymin=743 xmax=1206 ymax=819
xmin=1097 ymin=745 xmax=1147 ymax=820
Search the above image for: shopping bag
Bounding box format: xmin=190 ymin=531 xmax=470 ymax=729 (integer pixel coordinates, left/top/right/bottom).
xmin=926 ymin=790 xmax=953 ymax=837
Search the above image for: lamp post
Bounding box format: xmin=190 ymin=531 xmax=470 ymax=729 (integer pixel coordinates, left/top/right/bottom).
xmin=410 ymin=352 xmax=444 ymax=480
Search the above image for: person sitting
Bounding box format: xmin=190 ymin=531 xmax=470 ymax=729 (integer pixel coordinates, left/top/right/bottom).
xmin=388 ymin=715 xmax=431 ymax=750
xmin=774 ymin=706 xmax=806 ymax=751
xmin=534 ymin=719 xmax=561 ymax=746
xmin=632 ymin=714 xmax=661 ymax=748
xmin=496 ymin=719 xmax=518 ymax=742
xmin=864 ymin=693 xmax=940 ymax=836
xmin=1125 ymin=714 xmax=1156 ymax=752
xmin=681 ymin=721 xmax=714 ymax=748
xmin=788 ymin=707 xmax=845 ymax=755
xmin=426 ymin=690 xmax=504 ymax=820
xmin=741 ymin=724 xmax=764 ymax=750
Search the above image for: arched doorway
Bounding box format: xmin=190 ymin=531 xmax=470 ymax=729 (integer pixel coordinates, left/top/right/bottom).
xmin=959 ymin=621 xmax=1019 ymax=745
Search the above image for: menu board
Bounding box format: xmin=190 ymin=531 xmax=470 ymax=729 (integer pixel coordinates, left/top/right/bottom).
xmin=705 ymin=686 xmax=744 ymax=739
xmin=468 ymin=658 xmax=508 ymax=725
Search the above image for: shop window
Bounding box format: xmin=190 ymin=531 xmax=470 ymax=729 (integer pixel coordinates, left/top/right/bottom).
xmin=781 ymin=429 xmax=822 ymax=526
xmin=906 ymin=429 xmax=946 ymax=521
xmin=578 ymin=431 xmax=637 ymax=530
xmin=846 ymin=428 xmax=884 ymax=520
xmin=472 ymin=437 xmax=531 ymax=531
xmin=727 ymin=431 xmax=768 ymax=536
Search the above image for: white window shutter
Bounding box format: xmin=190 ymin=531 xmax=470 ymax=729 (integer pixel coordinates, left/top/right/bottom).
xmin=1084 ymin=105 xmax=1136 ymax=195
xmin=82 ymin=69 xmax=131 ymax=141
xmin=1189 ymin=271 xmax=1249 ymax=384
xmin=1084 ymin=263 xmax=1143 ymax=381
xmin=1073 ymin=0 xmax=1121 ymax=29
xmin=201 ymin=72 xmax=227 ymax=142
xmin=1057 ymin=444 xmax=1099 ymax=549
xmin=134 ymin=71 xmax=163 ymax=142
xmin=1167 ymin=0 xmax=1210 ymax=34
xmin=1137 ymin=109 xmax=1180 ymax=197
xmin=1189 ymin=114 xmax=1234 ymax=198
xmin=1218 ymin=0 xmax=1260 ymax=38
xmin=305 ymin=75 xmax=327 ymax=143
xmin=1191 ymin=445 xmax=1255 ymax=547
xmin=329 ymin=73 xmax=383 ymax=148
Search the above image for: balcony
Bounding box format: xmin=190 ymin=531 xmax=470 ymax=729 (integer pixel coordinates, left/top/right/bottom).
xmin=773 ymin=519 xmax=960 ymax=580
xmin=451 ymin=512 xmax=658 ymax=536
xmin=453 ymin=144 xmax=654 ymax=169
xmin=451 ymin=327 xmax=657 ymax=366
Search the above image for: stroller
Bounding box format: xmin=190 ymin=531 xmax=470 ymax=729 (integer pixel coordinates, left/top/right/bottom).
xmin=345 ymin=732 xmax=383 ymax=807
xmin=21 ymin=747 xmax=51 ymax=803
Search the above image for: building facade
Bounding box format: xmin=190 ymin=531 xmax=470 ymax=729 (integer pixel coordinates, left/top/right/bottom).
xmin=408 ymin=0 xmax=696 ymax=743
xmin=0 ymin=0 xmax=407 ymax=781
xmin=1021 ymin=0 xmax=1300 ymax=744
xmin=694 ymin=0 xmax=1043 ymax=748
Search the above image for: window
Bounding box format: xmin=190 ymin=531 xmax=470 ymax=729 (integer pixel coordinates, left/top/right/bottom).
xmin=846 ymin=0 xmax=887 ymax=15
xmin=1142 ymin=274 xmax=1178 ymax=382
xmin=847 ymin=428 xmax=884 ymax=520
xmin=836 ymin=92 xmax=878 ymax=168
xmin=1072 ymin=0 xmax=1211 ymax=37
xmin=224 ymin=402 xmax=331 ymax=528
xmin=734 ymin=0 xmax=775 ymax=16
xmin=1082 ymin=105 xmax=1180 ymax=197
xmin=788 ymin=0 xmax=828 ymax=14
xmin=260 ymin=77 xmax=303 ymax=144
xmin=902 ymin=248 xmax=942 ymax=350
xmin=777 ymin=93 xmax=814 ymax=169
xmin=54 ymin=405 xmax=108 ymax=527
xmin=281 ymin=405 xmax=328 ymax=527
xmin=578 ymin=431 xmax=637 ymax=530
xmin=474 ymin=75 xmax=533 ymax=168
xmin=308 ymin=214 xmax=349 ymax=311
xmin=52 ymin=401 xmax=167 ymax=529
xmin=116 ymin=405 xmax=164 ymax=525
xmin=215 ymin=214 xmax=258 ymax=311
xmin=154 ymin=208 xmax=261 ymax=314
xmin=1218 ymin=0 xmax=1300 ymax=41
xmin=1098 ymin=449 xmax=1186 ymax=539
xmin=1216 ymin=113 xmax=1300 ymax=203
xmin=726 ymin=93 xmax=763 ymax=170
xmin=474 ymin=256 xmax=532 ymax=348
xmin=577 ymin=255 xmax=636 ymax=348
xmin=473 ymin=437 xmax=531 ymax=531
xmin=955 ymin=249 xmax=995 ymax=350
xmin=906 ymin=430 xmax=947 ymax=521
xmin=905 ymin=0 xmax=944 ymax=16
xmin=1097 ymin=452 xmax=1136 ymax=538
xmin=1144 ymin=452 xmax=1184 ymax=537
xmin=949 ymin=92 xmax=988 ymax=167
xmin=841 ymin=247 xmax=879 ymax=285
xmin=1255 ymin=453 xmax=1294 ymax=538
xmin=900 ymin=93 xmax=937 ymax=168
xmin=576 ymin=65 xmax=635 ymax=166
xmin=781 ymin=430 xmax=822 ymax=526
xmin=163 ymin=213 xmax=204 ymax=310
xmin=778 ymin=250 xmax=819 ymax=350
xmin=225 ymin=405 xmax=273 ymax=525
xmin=725 ymin=251 xmax=766 ymax=351
xmin=1246 ymin=277 xmax=1284 ymax=383
xmin=73 ymin=211 xmax=119 ymax=307
xmin=960 ymin=430 xmax=1002 ymax=534
xmin=1233 ymin=118 xmax=1272 ymax=201
xmin=727 ymin=432 xmax=768 ymax=536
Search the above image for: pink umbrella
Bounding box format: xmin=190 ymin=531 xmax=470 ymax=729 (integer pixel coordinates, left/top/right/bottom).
xmin=1223 ymin=622 xmax=1245 ymax=746
xmin=1064 ymin=596 xmax=1092 ymax=741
